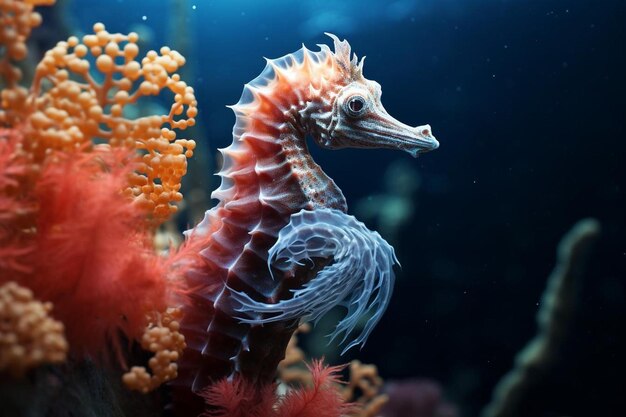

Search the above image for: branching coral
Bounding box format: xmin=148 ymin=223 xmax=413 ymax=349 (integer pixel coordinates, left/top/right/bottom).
xmin=0 ymin=2 xmax=200 ymax=364
xmin=277 ymin=323 xmax=312 ymax=384
xmin=123 ymin=307 xmax=186 ymax=393
xmin=0 ymin=0 xmax=56 ymax=125
xmin=341 ymin=361 xmax=388 ymax=417
xmin=481 ymin=219 xmax=601 ymax=417
xmin=0 ymin=281 xmax=68 ymax=376
xmin=24 ymin=23 xmax=197 ymax=222
xmin=277 ymin=324 xmax=388 ymax=417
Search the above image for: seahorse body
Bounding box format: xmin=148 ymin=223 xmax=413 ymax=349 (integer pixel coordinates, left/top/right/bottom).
xmin=176 ymin=34 xmax=439 ymax=404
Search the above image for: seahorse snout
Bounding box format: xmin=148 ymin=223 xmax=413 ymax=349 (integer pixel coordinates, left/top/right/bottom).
xmin=414 ymin=124 xmax=439 ymax=153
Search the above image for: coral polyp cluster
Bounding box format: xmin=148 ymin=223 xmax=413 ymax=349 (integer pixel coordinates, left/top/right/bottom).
xmin=0 ymin=1 xmax=198 ymax=365
xmin=123 ymin=307 xmax=187 ymax=393
xmin=0 ymin=281 xmax=68 ymax=376
xmin=0 ymin=0 xmax=56 ymax=125
xmin=24 ymin=23 xmax=198 ymax=221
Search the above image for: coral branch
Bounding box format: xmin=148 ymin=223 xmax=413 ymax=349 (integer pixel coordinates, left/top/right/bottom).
xmin=0 ymin=0 xmax=56 ymax=125
xmin=123 ymin=307 xmax=186 ymax=393
xmin=277 ymin=324 xmax=388 ymax=417
xmin=481 ymin=218 xmax=601 ymax=417
xmin=0 ymin=281 xmax=67 ymax=376
xmin=1 ymin=5 xmax=199 ymax=365
xmin=23 ymin=23 xmax=197 ymax=222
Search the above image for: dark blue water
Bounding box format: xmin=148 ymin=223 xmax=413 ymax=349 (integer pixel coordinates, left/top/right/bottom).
xmin=57 ymin=1 xmax=626 ymax=415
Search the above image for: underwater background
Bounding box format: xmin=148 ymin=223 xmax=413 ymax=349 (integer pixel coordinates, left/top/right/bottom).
xmin=15 ymin=0 xmax=626 ymax=416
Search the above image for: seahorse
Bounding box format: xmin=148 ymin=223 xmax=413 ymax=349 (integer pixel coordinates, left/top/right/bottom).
xmin=176 ymin=34 xmax=438 ymax=408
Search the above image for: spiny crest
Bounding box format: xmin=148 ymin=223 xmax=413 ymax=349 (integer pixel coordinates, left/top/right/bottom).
xmin=324 ymin=33 xmax=365 ymax=82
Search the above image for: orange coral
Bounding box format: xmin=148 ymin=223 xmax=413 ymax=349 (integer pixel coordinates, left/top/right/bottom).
xmin=341 ymin=360 xmax=388 ymax=417
xmin=278 ymin=323 xmax=313 ymax=384
xmin=123 ymin=307 xmax=186 ymax=393
xmin=22 ymin=22 xmax=196 ymax=222
xmin=0 ymin=3 xmax=199 ymax=363
xmin=0 ymin=0 xmax=56 ymax=125
xmin=277 ymin=325 xmax=388 ymax=417
xmin=0 ymin=281 xmax=68 ymax=376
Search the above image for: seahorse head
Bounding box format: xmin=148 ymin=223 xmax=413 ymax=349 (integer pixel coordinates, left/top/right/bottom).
xmin=306 ymin=33 xmax=439 ymax=157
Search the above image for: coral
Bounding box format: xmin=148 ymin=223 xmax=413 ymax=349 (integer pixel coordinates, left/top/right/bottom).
xmin=0 ymin=281 xmax=68 ymax=376
xmin=23 ymin=22 xmax=197 ymax=221
xmin=277 ymin=324 xmax=387 ymax=417
xmin=123 ymin=307 xmax=186 ymax=393
xmin=27 ymin=146 xmax=170 ymax=358
xmin=341 ymin=360 xmax=388 ymax=417
xmin=276 ymin=361 xmax=350 ymax=417
xmin=1 ymin=7 xmax=199 ymax=362
xmin=201 ymin=361 xmax=349 ymax=417
xmin=201 ymin=378 xmax=277 ymax=417
xmin=278 ymin=327 xmax=456 ymax=417
xmin=0 ymin=127 xmax=37 ymax=278
xmin=481 ymin=219 xmax=601 ymax=417
xmin=277 ymin=323 xmax=312 ymax=384
xmin=0 ymin=0 xmax=56 ymax=125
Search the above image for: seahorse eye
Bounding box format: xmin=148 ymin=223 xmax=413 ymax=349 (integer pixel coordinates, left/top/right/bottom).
xmin=345 ymin=96 xmax=366 ymax=117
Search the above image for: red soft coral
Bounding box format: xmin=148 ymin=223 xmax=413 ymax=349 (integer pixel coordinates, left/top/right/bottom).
xmin=200 ymin=360 xmax=351 ymax=417
xmin=0 ymin=127 xmax=37 ymax=278
xmin=201 ymin=378 xmax=277 ymax=417
xmin=26 ymin=146 xmax=169 ymax=359
xmin=276 ymin=360 xmax=350 ymax=417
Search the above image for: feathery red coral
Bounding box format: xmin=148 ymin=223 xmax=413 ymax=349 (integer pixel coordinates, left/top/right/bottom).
xmin=276 ymin=360 xmax=349 ymax=417
xmin=0 ymin=127 xmax=36 ymax=278
xmin=26 ymin=146 xmax=168 ymax=358
xmin=200 ymin=360 xmax=350 ymax=417
xmin=201 ymin=378 xmax=276 ymax=417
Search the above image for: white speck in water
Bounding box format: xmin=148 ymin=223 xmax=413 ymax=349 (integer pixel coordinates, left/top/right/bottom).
xmin=192 ymin=4 xmax=196 ymax=10
xmin=142 ymin=15 xmax=147 ymax=21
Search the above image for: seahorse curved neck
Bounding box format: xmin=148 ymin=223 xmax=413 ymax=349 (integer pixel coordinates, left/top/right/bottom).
xmin=216 ymin=48 xmax=347 ymax=213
